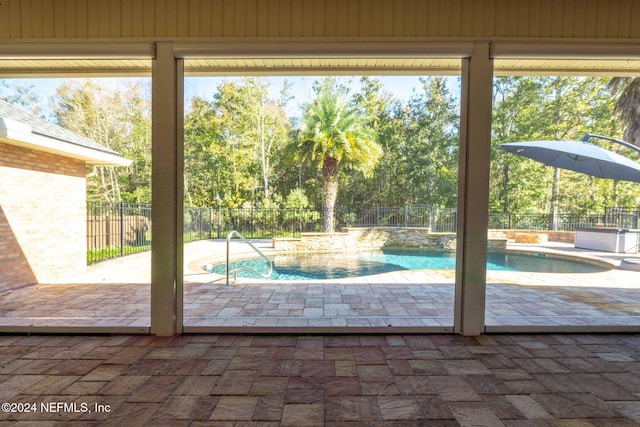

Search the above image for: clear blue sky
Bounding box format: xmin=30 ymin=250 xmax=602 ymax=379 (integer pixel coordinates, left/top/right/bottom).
xmin=185 ymin=75 xmax=461 ymax=117
xmin=2 ymin=75 xmax=461 ymax=119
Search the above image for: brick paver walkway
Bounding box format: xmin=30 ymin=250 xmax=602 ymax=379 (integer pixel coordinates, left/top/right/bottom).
xmin=1 ymin=333 xmax=640 ymax=425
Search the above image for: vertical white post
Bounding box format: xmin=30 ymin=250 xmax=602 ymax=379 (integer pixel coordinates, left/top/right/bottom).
xmin=455 ymin=42 xmax=493 ymax=336
xmin=176 ymin=59 xmax=184 ymax=333
xmin=151 ymin=42 xmax=183 ymax=336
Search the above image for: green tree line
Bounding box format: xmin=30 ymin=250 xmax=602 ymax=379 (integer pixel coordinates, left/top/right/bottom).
xmin=2 ymin=75 xmax=639 ymax=229
xmin=491 ymin=76 xmax=640 ymax=217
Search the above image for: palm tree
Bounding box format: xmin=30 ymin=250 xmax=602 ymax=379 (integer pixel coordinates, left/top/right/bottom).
xmin=608 ymin=77 xmax=640 ymax=147
xmin=294 ymin=79 xmax=382 ymax=232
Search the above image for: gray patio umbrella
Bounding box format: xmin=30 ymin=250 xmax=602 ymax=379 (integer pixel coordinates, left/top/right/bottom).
xmin=500 ymin=134 xmax=640 ymax=183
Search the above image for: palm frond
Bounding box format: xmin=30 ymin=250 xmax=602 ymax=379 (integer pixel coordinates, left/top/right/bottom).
xmin=609 ymin=77 xmax=640 ymax=147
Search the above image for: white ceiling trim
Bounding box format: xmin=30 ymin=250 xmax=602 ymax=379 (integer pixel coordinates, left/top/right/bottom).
xmin=492 ymin=41 xmax=640 ymax=60
xmin=0 ymin=41 xmax=154 ymax=59
xmin=1 ymin=39 xmax=640 ymax=76
xmin=174 ymin=39 xmax=474 ymax=59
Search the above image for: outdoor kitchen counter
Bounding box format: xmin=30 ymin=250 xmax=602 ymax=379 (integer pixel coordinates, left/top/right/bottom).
xmin=575 ymin=227 xmax=639 ymax=253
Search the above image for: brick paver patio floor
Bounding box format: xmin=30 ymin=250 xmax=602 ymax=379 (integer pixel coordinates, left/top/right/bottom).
xmin=1 ymin=333 xmax=640 ymax=425
xmin=0 ymin=240 xmax=638 ymax=330
xmin=2 ymin=241 xmax=640 ymax=424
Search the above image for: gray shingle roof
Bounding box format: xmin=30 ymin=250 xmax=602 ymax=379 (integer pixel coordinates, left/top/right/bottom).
xmin=0 ymin=99 xmax=124 ymax=157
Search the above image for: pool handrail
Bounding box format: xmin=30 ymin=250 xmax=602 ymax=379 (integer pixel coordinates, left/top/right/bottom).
xmin=226 ymin=230 xmax=273 ymax=285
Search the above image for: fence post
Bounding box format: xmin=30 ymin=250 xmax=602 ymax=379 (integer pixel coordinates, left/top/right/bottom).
xmin=404 ymin=206 xmax=409 ymax=227
xmin=209 ymin=207 xmax=213 ymax=239
xmin=429 ymin=206 xmax=435 ymax=232
xmin=120 ymin=202 xmax=125 ymax=257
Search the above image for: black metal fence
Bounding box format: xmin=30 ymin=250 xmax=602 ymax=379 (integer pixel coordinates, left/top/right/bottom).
xmin=87 ymin=202 xmax=640 ymax=264
xmin=605 ymin=207 xmax=640 ymax=229
xmin=341 ymin=205 xmax=458 ymax=232
xmin=224 ymin=207 xmax=322 ymax=239
xmin=184 ymin=206 xmax=216 ymax=242
xmin=220 ymin=206 xmax=459 ymax=238
xmin=488 ymin=212 xmax=607 ymax=231
xmin=87 ymin=202 xmax=152 ymax=263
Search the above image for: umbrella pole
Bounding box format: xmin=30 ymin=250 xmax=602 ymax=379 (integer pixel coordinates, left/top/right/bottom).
xmin=583 ymin=133 xmax=640 ymax=154
xmin=550 ymin=168 xmax=560 ymax=231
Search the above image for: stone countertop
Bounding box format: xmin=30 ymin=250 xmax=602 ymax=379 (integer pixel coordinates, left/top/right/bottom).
xmin=576 ymin=227 xmax=638 ymax=234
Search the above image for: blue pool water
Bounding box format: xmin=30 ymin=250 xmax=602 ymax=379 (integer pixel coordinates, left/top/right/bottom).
xmin=206 ymin=249 xmax=610 ymax=281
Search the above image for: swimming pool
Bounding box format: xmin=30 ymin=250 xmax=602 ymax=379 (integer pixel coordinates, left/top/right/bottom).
xmin=205 ymin=249 xmax=610 ymax=280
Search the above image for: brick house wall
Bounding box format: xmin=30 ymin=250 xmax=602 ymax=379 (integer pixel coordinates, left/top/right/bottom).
xmin=0 ymin=142 xmax=87 ymax=291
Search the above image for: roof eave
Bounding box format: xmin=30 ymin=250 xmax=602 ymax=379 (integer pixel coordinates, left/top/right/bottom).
xmin=0 ymin=117 xmax=132 ymax=167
